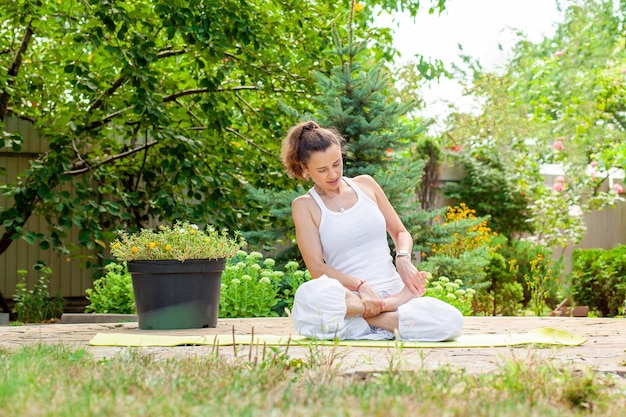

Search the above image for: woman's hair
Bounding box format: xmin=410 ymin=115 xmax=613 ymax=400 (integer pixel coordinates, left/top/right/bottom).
xmin=281 ymin=121 xmax=345 ymax=179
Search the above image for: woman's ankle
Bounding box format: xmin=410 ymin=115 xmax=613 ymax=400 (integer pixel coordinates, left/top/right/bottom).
xmin=383 ymin=287 xmax=418 ymax=311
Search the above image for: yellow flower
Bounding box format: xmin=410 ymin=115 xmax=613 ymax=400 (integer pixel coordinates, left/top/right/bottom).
xmin=132 ymin=247 xmax=138 ymax=254
xmin=149 ymin=241 xmax=156 ymax=249
xmin=165 ymin=244 xmax=171 ymax=251
xmin=354 ymin=3 xmax=363 ymax=12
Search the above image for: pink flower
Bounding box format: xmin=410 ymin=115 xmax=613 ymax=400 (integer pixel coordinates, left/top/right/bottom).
xmin=555 ymin=50 xmax=564 ymax=57
xmin=555 ymin=175 xmax=565 ymax=183
xmin=553 ymin=182 xmax=565 ymax=192
xmin=589 ymin=161 xmax=598 ymax=168
xmin=614 ymin=184 xmax=624 ymax=194
xmin=553 ymin=140 xmax=564 ymax=151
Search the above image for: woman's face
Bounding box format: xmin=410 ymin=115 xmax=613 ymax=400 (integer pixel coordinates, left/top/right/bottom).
xmin=302 ymin=144 xmax=343 ymax=190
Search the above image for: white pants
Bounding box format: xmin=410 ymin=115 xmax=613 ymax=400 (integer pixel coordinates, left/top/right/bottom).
xmin=292 ymin=275 xmax=464 ymax=341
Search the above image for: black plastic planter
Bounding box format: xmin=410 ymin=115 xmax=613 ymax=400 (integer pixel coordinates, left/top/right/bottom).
xmin=128 ymin=259 xmax=226 ymax=330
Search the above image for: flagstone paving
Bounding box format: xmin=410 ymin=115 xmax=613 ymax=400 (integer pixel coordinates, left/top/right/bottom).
xmin=1 ymin=316 xmax=624 ymax=382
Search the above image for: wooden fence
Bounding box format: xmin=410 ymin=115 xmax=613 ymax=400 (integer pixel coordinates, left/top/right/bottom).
xmin=1 ymin=115 xmax=93 ymax=302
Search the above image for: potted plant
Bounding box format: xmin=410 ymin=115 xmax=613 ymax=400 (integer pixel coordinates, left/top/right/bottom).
xmin=110 ymin=221 xmax=245 ymax=330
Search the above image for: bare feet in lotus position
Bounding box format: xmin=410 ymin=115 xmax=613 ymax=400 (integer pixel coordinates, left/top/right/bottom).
xmin=382 ymin=286 xmax=420 ymax=312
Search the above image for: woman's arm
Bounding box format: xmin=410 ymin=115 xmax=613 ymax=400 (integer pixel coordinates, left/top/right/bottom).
xmin=353 ymin=175 xmax=427 ymax=296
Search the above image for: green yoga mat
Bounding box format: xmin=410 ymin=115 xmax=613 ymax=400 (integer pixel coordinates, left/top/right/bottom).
xmin=89 ymin=327 xmax=586 ymax=348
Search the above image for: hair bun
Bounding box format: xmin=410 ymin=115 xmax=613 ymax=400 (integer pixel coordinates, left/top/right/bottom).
xmin=302 ymin=121 xmax=317 ymax=132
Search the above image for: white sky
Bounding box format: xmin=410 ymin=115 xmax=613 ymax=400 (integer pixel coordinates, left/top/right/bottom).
xmin=375 ymin=0 xmax=565 ymax=126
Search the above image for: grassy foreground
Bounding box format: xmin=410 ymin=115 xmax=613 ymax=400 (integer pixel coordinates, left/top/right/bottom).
xmin=1 ymin=344 xmax=624 ymax=416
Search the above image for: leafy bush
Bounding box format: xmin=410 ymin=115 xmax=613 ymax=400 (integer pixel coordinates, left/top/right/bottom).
xmin=523 ymin=252 xmax=561 ymax=316
xmin=443 ymin=151 xmax=533 ymax=238
xmin=220 ymin=252 xmax=281 ymax=318
xmin=569 ymin=246 xmax=626 ymax=317
xmin=420 ymin=208 xmax=563 ymax=316
xmin=85 ymin=263 xmax=136 ymax=314
xmin=497 ymin=239 xmax=563 ymax=310
xmin=219 ymin=251 xmax=311 ymax=318
xmin=425 ymin=275 xmax=475 ymax=316
xmin=472 ymin=249 xmax=524 ymax=316
xmin=272 ymin=259 xmax=311 ymax=316
xmin=420 ymin=203 xmax=496 ymax=290
xmin=13 ymin=266 xmax=64 ymax=323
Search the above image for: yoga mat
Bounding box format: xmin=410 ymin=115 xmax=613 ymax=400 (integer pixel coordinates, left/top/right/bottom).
xmin=89 ymin=327 xmax=586 ymax=348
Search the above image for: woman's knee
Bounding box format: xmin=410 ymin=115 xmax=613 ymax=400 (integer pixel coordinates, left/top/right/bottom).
xmin=292 ymin=276 xmax=348 ymax=338
xmin=397 ymin=296 xmax=464 ymax=341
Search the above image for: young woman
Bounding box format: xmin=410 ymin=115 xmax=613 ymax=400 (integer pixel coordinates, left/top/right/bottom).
xmin=281 ymin=121 xmax=463 ymax=341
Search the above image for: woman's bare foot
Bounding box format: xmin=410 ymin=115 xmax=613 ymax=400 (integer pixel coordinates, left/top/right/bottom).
xmin=382 ymin=286 xmax=419 ymax=312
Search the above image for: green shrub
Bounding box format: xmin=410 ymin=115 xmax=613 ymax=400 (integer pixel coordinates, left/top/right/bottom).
xmin=219 ymin=251 xmax=311 ymax=318
xmin=442 ymin=151 xmax=533 ymax=238
xmin=85 ymin=262 xmax=136 ymax=314
xmin=419 ymin=203 xmax=495 ymax=289
xmin=473 ymin=250 xmax=524 ymax=316
xmin=272 ymin=259 xmax=311 ymax=316
xmin=569 ymin=245 xmax=626 ymax=317
xmin=498 ymin=239 xmax=563 ymax=310
xmin=220 ymin=251 xmax=281 ymax=318
xmin=424 ymin=275 xmax=475 ymax=316
xmin=13 ymin=266 xmax=64 ymax=323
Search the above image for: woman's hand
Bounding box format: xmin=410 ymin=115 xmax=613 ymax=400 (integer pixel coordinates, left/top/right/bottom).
xmin=395 ymin=257 xmax=427 ymax=296
xmin=357 ymin=282 xmax=384 ymax=318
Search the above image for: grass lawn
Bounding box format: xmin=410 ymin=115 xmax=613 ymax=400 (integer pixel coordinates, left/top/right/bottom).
xmin=1 ymin=343 xmax=625 ymax=416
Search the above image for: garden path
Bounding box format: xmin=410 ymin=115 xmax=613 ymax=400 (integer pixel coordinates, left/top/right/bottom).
xmin=1 ymin=316 xmax=624 ymax=382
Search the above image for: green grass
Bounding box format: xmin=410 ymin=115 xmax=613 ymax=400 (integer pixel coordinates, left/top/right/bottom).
xmin=0 ymin=344 xmax=624 ymax=416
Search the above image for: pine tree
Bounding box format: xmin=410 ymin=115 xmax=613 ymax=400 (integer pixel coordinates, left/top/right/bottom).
xmin=248 ymin=6 xmax=439 ymax=260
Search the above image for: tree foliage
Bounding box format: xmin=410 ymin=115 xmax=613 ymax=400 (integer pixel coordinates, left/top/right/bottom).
xmin=443 ymin=150 xmax=534 ymax=238
xmin=0 ymin=0 xmax=448 ymax=271
xmin=442 ymin=0 xmax=625 ymax=249
xmin=251 ymin=3 xmax=447 ymax=258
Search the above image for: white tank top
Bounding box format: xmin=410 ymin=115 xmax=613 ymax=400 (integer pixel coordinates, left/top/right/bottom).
xmin=308 ymin=177 xmax=403 ymax=295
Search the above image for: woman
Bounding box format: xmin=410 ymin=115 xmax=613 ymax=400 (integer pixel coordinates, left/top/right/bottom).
xmin=281 ymin=121 xmax=463 ymax=341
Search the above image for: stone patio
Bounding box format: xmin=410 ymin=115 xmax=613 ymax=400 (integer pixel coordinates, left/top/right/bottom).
xmin=1 ymin=316 xmax=625 ymax=381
